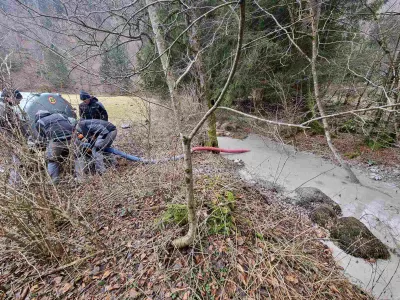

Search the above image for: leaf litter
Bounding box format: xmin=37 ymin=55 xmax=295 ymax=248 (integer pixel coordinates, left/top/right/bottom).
xmin=0 ymin=125 xmax=372 ymax=299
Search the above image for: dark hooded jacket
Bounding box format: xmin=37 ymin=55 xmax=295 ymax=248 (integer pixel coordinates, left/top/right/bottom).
xmin=79 ymin=97 xmax=108 ymax=121
xmin=35 ymin=111 xmax=73 ymax=141
xmin=76 ymin=119 xmax=116 ymax=140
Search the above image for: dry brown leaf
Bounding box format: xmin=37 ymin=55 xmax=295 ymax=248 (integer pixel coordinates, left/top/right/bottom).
xmin=225 ymin=281 xmax=236 ymax=296
xmin=30 ymin=285 xmax=39 ymax=292
xmin=237 ymin=272 xmax=248 ymax=286
xmin=53 ymin=276 xmax=62 ymax=285
xmin=285 ymin=275 xmax=299 ymax=284
xmin=367 ymin=258 xmax=376 ymax=264
xmin=236 ymin=264 xmax=245 ymax=273
xmin=129 ymin=288 xmax=140 ymax=298
xmin=237 ymin=237 xmax=245 ymax=246
xmin=102 ymin=270 xmax=112 ymax=280
xmin=105 ymin=284 xmax=120 ymax=291
xmin=329 ymin=285 xmax=340 ymax=294
xmin=267 ymin=277 xmax=279 ymax=287
xmin=182 ymin=291 xmax=190 ymax=300
xmin=60 ymin=282 xmax=73 ymax=294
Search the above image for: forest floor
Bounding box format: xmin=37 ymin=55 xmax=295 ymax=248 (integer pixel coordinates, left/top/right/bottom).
xmin=0 ymin=152 xmax=372 ymax=300
xmin=0 ymin=98 xmax=376 ymax=299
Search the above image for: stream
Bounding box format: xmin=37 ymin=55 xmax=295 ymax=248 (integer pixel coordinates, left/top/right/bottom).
xmin=218 ymin=134 xmax=400 ymax=299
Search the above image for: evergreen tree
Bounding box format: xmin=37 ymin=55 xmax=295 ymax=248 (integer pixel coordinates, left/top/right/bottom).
xmin=100 ymin=43 xmax=132 ymax=94
xmin=43 ymin=44 xmax=70 ymax=89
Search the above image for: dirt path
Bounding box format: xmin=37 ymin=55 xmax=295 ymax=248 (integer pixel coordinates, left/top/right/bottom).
xmin=219 ymin=134 xmax=400 ymax=299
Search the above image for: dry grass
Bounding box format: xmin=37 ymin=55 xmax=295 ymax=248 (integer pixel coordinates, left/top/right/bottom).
xmin=0 ymin=100 xmax=372 ymax=299
xmin=62 ymin=94 xmax=149 ymax=125
xmin=0 ymin=152 xmax=372 ymax=299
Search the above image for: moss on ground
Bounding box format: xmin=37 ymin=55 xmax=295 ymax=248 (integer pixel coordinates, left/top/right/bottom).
xmin=160 ymin=204 xmax=188 ymax=226
xmin=207 ymin=191 xmax=236 ymax=235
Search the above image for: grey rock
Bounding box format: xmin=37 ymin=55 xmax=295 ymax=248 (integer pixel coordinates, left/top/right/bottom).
xmin=221 ymin=122 xmax=237 ymax=132
xmin=291 ymin=187 xmax=342 ymax=214
xmin=310 ymin=205 xmax=338 ymax=228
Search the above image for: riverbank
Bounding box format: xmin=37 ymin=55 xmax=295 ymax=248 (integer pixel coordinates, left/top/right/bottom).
xmin=218 ymin=134 xmax=400 ymax=299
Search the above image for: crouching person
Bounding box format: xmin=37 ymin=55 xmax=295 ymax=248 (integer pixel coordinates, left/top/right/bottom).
xmin=75 ymin=119 xmax=117 ymax=178
xmin=35 ymin=110 xmax=74 ymax=184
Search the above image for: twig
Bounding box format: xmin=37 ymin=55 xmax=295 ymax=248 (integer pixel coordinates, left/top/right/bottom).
xmin=301 ymin=103 xmax=400 ymax=126
xmin=218 ymin=106 xmax=309 ymax=129
xmin=29 ymin=251 xmax=105 ymax=278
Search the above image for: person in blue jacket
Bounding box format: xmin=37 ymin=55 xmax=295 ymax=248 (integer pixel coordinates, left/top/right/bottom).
xmin=78 ymin=91 xmax=108 ymax=121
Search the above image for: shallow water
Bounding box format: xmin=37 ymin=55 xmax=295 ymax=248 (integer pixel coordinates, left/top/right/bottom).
xmin=218 ymin=134 xmax=400 ymax=299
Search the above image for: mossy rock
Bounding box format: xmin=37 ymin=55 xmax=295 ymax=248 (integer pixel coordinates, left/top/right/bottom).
xmin=331 ymin=217 xmax=390 ymax=260
xmin=310 ymin=205 xmax=337 ymax=228
xmin=294 ymin=187 xmax=342 ymax=214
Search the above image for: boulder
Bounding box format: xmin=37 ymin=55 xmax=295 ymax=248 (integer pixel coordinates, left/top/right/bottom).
xmin=221 ymin=122 xmax=237 ymax=132
xmin=331 ymin=217 xmax=390 ymax=260
xmin=293 ymin=187 xmax=342 ymax=214
xmin=310 ymin=205 xmax=337 ymax=228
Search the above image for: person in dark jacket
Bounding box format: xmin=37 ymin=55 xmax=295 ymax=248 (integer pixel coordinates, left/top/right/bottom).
xmin=75 ymin=119 xmax=117 ymax=177
xmin=35 ymin=110 xmax=74 ymax=184
xmin=0 ymin=89 xmax=23 ymax=131
xmin=1 ymin=89 xmax=25 ymax=185
xmin=78 ymin=91 xmax=108 ymax=121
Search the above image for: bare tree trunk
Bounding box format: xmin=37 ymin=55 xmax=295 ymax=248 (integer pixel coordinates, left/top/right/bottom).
xmin=309 ymin=0 xmax=360 ymax=184
xmin=146 ymin=0 xmax=181 ymax=122
xmin=171 ymin=137 xmax=197 ymax=248
xmin=188 ymin=13 xmax=219 ymax=148
xmin=173 ymin=1 xmax=246 ymax=248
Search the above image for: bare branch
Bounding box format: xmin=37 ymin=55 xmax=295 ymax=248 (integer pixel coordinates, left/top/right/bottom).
xmin=302 ymin=104 xmax=400 ymax=126
xmin=219 ymin=106 xmax=309 ymax=129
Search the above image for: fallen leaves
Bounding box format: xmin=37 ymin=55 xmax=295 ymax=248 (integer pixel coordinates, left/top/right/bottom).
xmin=267 ymin=277 xmax=280 ymax=288
xmin=53 ymin=276 xmax=63 ymax=285
xmin=129 ymin=289 xmax=140 ymax=298
xmin=59 ymin=282 xmax=73 ymax=295
xmin=101 ymin=270 xmax=112 ymax=280
xmin=105 ymin=284 xmax=120 ymax=291
xmin=329 ymin=285 xmax=340 ymax=294
xmin=285 ymin=274 xmax=299 ymax=284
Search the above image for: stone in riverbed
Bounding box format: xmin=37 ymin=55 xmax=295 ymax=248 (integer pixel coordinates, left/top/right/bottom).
xmin=331 ymin=217 xmax=390 ymax=260
xmin=291 ymin=187 xmax=342 ymax=215
xmin=310 ymin=205 xmax=337 ymax=228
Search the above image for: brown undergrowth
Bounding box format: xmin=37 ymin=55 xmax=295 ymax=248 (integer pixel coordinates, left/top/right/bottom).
xmin=0 ymin=151 xmax=371 ymax=299
xmin=0 ymin=101 xmax=372 ymax=299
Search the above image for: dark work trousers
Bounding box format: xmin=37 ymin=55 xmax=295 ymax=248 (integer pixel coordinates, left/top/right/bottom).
xmin=76 ymin=129 xmax=117 ymax=178
xmin=45 ymin=140 xmax=70 ymax=184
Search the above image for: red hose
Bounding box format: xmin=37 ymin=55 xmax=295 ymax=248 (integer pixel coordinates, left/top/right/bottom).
xmin=192 ymin=146 xmax=250 ymax=153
